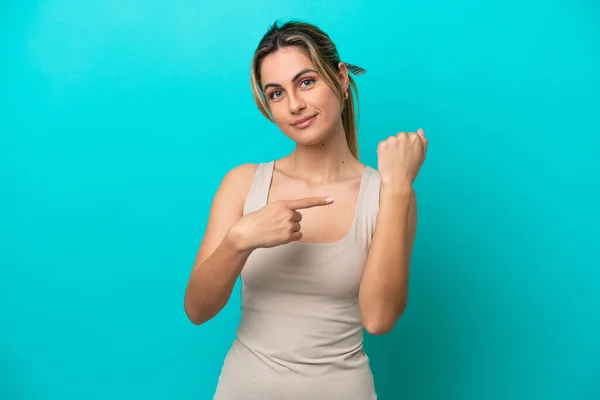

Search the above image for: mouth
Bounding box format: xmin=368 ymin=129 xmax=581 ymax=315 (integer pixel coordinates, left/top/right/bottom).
xmin=291 ymin=114 xmax=318 ymax=129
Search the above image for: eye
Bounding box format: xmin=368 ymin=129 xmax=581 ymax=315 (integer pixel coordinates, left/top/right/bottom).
xmin=269 ymin=90 xmax=283 ymax=100
xmin=300 ymin=78 xmax=314 ymax=88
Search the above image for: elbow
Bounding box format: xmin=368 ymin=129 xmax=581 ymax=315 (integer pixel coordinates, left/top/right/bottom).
xmin=186 ymin=313 xmax=204 ymax=326
xmin=184 ymin=284 xmax=230 ymax=326
xmin=362 ymin=302 xmax=407 ymax=336
xmin=363 ymin=317 xmax=396 ymax=336
xmin=184 ymin=303 xmax=203 ymax=325
xmin=364 ymin=322 xmax=394 ymax=336
xmin=184 ymin=293 xmax=224 ymax=326
xmin=184 ymin=295 xmax=209 ymax=326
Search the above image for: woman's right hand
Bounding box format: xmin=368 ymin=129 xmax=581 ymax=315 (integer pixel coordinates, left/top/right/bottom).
xmin=229 ymin=196 xmax=334 ymax=251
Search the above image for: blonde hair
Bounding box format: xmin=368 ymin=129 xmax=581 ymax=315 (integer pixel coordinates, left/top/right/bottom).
xmin=250 ymin=20 xmax=365 ymax=159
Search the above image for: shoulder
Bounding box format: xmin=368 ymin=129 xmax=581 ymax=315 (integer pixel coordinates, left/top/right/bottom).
xmin=363 ymin=166 xmax=381 ymax=196
xmin=212 ymin=162 xmax=260 ymax=205
xmin=221 ymin=163 xmax=259 ymax=186
xmin=366 ymin=165 xmax=381 ymax=182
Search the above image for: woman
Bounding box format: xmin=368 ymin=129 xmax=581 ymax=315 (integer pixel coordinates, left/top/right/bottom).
xmin=184 ymin=20 xmax=427 ymax=400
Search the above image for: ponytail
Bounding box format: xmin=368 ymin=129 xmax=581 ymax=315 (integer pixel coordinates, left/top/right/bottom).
xmin=342 ymin=76 xmax=360 ymax=159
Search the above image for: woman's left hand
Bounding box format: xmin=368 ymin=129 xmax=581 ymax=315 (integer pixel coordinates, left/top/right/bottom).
xmin=377 ymin=128 xmax=428 ymax=191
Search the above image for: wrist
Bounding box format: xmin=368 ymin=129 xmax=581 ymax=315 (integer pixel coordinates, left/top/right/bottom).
xmin=225 ymin=225 xmax=255 ymax=254
xmin=380 ymin=180 xmax=412 ymax=197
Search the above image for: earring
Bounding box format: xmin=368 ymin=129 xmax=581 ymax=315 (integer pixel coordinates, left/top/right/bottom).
xmin=344 ymin=91 xmax=349 ymax=100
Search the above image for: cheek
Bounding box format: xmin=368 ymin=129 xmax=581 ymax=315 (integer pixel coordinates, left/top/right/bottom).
xmin=269 ymin=105 xmax=288 ymax=127
xmin=320 ymin=93 xmax=342 ymax=123
xmin=267 ymin=104 xmax=294 ymax=136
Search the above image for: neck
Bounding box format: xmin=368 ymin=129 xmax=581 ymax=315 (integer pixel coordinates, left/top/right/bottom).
xmin=282 ymin=124 xmax=362 ymax=184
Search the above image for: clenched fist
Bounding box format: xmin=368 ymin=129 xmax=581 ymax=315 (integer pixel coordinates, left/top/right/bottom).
xmin=377 ymin=128 xmax=428 ymax=190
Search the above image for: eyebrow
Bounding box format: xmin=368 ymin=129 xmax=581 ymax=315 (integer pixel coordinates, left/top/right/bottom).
xmin=262 ymin=68 xmax=318 ymax=91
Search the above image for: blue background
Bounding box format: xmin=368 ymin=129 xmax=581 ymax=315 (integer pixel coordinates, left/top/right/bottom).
xmin=2 ymin=0 xmax=599 ymax=399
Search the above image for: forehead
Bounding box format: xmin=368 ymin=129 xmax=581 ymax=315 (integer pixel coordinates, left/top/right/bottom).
xmin=260 ymin=47 xmax=316 ymax=84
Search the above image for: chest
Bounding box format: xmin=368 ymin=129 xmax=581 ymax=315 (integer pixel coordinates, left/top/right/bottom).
xmin=267 ymin=174 xmax=363 ymax=244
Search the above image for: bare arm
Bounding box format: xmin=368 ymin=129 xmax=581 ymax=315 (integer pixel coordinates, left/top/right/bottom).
xmin=183 ymin=163 xmax=257 ymax=325
xmin=358 ymin=185 xmax=417 ymax=335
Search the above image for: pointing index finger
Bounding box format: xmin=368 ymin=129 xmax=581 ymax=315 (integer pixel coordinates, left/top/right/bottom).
xmin=285 ymin=196 xmax=334 ymax=210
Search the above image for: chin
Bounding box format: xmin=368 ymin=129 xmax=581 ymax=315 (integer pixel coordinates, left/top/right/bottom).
xmin=289 ymin=130 xmax=330 ymax=147
xmin=285 ymin=120 xmax=335 ymax=145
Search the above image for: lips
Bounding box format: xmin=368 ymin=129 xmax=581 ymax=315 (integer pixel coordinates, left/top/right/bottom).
xmin=292 ymin=114 xmax=317 ymax=129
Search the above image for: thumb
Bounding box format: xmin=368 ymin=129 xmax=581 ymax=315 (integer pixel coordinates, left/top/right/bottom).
xmin=417 ymin=128 xmax=428 ymax=152
xmin=285 ymin=196 xmax=334 ymax=210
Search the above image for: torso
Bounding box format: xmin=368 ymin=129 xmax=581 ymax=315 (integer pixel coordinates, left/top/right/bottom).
xmin=213 ymin=160 xmax=381 ymax=400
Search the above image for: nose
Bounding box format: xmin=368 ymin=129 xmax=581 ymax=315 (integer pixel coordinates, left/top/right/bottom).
xmin=287 ymin=91 xmax=306 ymax=114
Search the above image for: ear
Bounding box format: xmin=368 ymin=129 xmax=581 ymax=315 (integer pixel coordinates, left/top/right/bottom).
xmin=337 ymin=61 xmax=350 ymax=92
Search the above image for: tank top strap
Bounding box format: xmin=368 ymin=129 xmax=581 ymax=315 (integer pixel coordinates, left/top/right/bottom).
xmin=243 ymin=161 xmax=275 ymax=216
xmin=352 ymin=166 xmax=381 ymax=247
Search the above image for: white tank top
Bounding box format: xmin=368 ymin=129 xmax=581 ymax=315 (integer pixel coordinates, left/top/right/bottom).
xmin=214 ymin=161 xmax=381 ymax=400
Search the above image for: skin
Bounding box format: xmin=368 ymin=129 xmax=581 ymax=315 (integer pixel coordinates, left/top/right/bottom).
xmin=183 ymin=46 xmax=427 ymax=335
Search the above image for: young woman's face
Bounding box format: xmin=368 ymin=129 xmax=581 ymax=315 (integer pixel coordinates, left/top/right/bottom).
xmin=260 ymin=47 xmax=348 ymax=146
